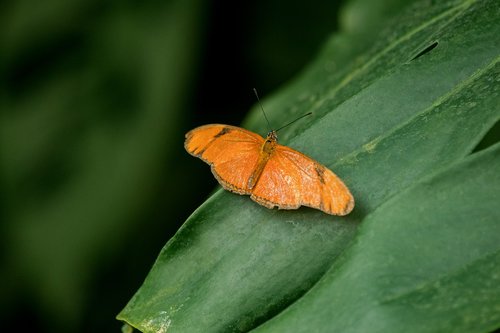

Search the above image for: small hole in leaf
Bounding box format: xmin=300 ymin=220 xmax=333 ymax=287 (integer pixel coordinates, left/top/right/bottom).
xmin=411 ymin=41 xmax=438 ymax=61
xmin=472 ymin=119 xmax=500 ymax=153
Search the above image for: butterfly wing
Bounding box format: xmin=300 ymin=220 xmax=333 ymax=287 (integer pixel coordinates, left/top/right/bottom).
xmin=185 ymin=124 xmax=264 ymax=194
xmin=250 ymin=144 xmax=354 ymax=216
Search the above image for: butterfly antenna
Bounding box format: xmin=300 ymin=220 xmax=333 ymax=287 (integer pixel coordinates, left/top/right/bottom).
xmin=253 ymin=88 xmax=272 ymax=132
xmin=275 ymin=112 xmax=313 ymax=133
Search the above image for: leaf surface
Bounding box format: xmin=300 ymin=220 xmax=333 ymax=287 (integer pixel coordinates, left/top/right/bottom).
xmin=255 ymin=143 xmax=500 ymax=332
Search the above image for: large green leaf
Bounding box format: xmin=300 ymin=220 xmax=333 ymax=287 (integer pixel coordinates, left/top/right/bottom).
xmin=254 ymin=143 xmax=500 ymax=332
xmin=117 ymin=0 xmax=500 ymax=331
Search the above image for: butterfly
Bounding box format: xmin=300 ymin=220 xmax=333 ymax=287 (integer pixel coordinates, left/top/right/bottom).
xmin=184 ymin=122 xmax=354 ymax=216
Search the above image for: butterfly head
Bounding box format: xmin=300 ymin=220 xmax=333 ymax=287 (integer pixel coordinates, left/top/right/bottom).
xmin=266 ymin=130 xmax=278 ymax=143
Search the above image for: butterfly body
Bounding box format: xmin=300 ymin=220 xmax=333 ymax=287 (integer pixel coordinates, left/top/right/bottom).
xmin=247 ymin=130 xmax=277 ymax=190
xmin=185 ymin=124 xmax=354 ymax=216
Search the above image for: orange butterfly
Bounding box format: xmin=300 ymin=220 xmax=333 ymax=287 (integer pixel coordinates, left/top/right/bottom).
xmin=184 ymin=122 xmax=354 ymax=216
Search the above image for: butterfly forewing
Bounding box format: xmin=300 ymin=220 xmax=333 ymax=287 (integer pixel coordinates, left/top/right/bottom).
xmin=185 ymin=125 xmax=264 ymax=194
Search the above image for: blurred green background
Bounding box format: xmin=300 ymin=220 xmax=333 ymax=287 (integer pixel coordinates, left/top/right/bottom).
xmin=0 ymin=0 xmax=345 ymax=331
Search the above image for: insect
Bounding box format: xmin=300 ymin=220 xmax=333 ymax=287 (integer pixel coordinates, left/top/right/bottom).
xmin=184 ymin=90 xmax=354 ymax=216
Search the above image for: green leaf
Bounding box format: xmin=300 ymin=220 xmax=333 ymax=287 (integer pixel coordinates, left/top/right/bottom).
xmin=255 ymin=143 xmax=500 ymax=332
xmin=117 ymin=0 xmax=500 ymax=332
